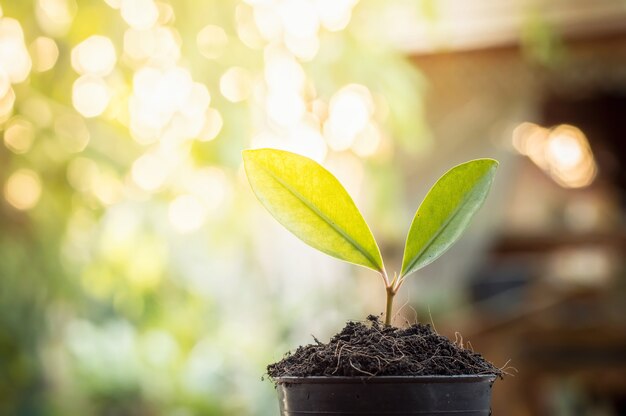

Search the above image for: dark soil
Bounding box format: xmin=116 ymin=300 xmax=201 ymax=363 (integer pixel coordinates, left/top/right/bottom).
xmin=267 ymin=315 xmax=502 ymax=379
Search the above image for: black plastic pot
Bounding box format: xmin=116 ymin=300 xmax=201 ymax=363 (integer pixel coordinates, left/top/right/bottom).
xmin=276 ymin=375 xmax=496 ymax=415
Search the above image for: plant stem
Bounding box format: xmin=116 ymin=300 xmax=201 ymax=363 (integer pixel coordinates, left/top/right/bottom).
xmin=384 ymin=287 xmax=395 ymax=326
xmin=381 ymin=269 xmax=390 ymax=287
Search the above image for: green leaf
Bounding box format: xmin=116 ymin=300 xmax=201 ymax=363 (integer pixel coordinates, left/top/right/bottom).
xmin=400 ymin=159 xmax=498 ymax=277
xmin=243 ymin=149 xmax=384 ymax=272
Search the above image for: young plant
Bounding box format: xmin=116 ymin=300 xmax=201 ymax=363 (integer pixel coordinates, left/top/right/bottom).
xmin=243 ymin=149 xmax=498 ymax=326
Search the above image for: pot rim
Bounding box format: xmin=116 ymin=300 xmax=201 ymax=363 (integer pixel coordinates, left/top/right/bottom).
xmin=275 ymin=374 xmax=498 ymax=384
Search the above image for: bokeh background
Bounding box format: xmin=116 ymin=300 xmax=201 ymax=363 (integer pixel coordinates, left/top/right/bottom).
xmin=1 ymin=0 xmax=625 ymax=415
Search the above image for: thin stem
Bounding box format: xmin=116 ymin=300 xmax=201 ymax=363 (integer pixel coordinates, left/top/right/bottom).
xmin=393 ymin=274 xmax=404 ymax=294
xmin=381 ymin=269 xmax=390 ymax=287
xmin=384 ymin=287 xmax=395 ymax=326
xmin=389 ymin=271 xmax=398 ymax=289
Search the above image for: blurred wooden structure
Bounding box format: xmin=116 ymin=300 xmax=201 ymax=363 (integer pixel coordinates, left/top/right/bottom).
xmin=405 ymin=4 xmax=626 ymax=414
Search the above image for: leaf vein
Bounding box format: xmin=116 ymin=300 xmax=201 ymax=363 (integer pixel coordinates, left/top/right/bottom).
xmin=403 ymin=180 xmax=486 ymax=276
xmin=260 ymin=164 xmax=381 ymax=271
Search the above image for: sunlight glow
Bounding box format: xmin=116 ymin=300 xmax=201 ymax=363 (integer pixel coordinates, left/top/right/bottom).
xmin=168 ymin=194 xmax=207 ymax=233
xmin=104 ymin=0 xmax=121 ymax=8
xmin=0 ymin=18 xmax=32 ymax=83
xmin=156 ymin=2 xmax=175 ymax=25
xmin=179 ymin=83 xmax=211 ymax=118
xmin=0 ymin=2 xmax=432 ymax=414
xmin=123 ymin=26 xmax=181 ymax=65
xmin=253 ymin=5 xmax=283 ymax=41
xmin=244 ymin=1 xmax=368 ymax=160
xmin=181 ymin=167 xmax=229 ymax=212
xmin=131 ymin=153 xmax=168 ymax=191
xmin=243 ymin=0 xmax=274 ymax=5
xmin=0 ymin=86 xmax=15 ymax=120
xmin=235 ymin=4 xmax=265 ymax=50
xmin=129 ymin=66 xmax=209 ymax=143
xmin=324 ymin=84 xmax=374 ymax=151
xmin=289 ymin=115 xmax=328 ymax=162
xmin=121 ymin=0 xmax=159 ymax=30
xmin=4 ymin=169 xmax=42 ymax=210
xmin=198 ymin=108 xmax=223 ymax=142
xmin=3 ymin=117 xmax=35 ymax=154
xmin=245 ymin=0 xmax=359 ymax=59
xmin=219 ymin=67 xmax=252 ymax=103
xmin=351 ymin=122 xmax=382 ymax=157
xmin=72 ymin=75 xmax=111 ymax=117
xmin=512 ymin=122 xmax=597 ymax=189
xmin=149 ymin=26 xmax=182 ymax=65
xmin=0 ymin=69 xmax=8 ymax=98
xmin=30 ymin=36 xmax=59 ymax=72
xmin=266 ymin=91 xmax=305 ymax=127
xmin=35 ymin=0 xmax=76 ymax=36
xmin=546 ymin=130 xmax=583 ymax=169
xmin=546 ymin=125 xmax=597 ymax=188
xmin=92 ymin=171 xmax=123 ymax=206
xmin=512 ymin=122 xmax=550 ymax=168
xmin=196 ymin=25 xmax=228 ymax=60
xmin=279 ymin=0 xmax=319 ymax=39
xmin=251 ymin=116 xmax=327 ymax=163
xmin=123 ymin=29 xmax=155 ymax=60
xmin=315 ymin=0 xmax=358 ymax=32
xmin=264 ymin=45 xmax=305 ymax=93
xmin=284 ymin=32 xmax=319 ymax=60
xmin=512 ymin=122 xmax=536 ymax=155
xmin=71 ymin=35 xmax=117 ymax=76
xmin=326 ymin=152 xmax=364 ymax=197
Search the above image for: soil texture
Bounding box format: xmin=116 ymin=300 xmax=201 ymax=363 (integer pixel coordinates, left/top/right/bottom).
xmin=268 ymin=315 xmax=502 ymax=379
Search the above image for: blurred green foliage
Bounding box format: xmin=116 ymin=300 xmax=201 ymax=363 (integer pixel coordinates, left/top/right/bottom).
xmin=0 ymin=0 xmax=429 ymax=414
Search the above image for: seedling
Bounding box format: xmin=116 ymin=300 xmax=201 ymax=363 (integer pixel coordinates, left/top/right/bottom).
xmin=243 ymin=149 xmax=498 ymax=326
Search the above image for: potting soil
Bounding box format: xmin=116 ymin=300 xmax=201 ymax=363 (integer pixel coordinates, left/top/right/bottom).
xmin=268 ymin=315 xmax=502 ymax=378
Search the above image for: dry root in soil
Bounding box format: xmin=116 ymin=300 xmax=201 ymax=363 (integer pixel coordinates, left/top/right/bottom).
xmin=268 ymin=315 xmax=503 ymax=379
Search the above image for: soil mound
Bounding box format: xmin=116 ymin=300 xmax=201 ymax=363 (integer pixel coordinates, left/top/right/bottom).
xmin=268 ymin=315 xmax=502 ymax=379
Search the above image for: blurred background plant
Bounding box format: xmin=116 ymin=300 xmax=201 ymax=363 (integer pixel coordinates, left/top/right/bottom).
xmin=0 ymin=0 xmax=428 ymax=414
xmin=1 ymin=0 xmax=626 ymax=415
